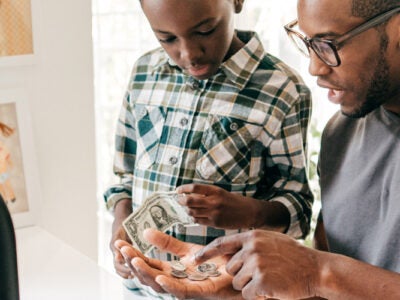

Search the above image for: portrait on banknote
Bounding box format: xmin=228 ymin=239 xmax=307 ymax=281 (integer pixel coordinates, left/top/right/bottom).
xmin=123 ymin=192 xmax=195 ymax=254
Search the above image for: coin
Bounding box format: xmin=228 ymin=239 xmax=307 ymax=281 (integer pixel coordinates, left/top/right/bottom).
xmin=206 ymin=270 xmax=221 ymax=277
xmin=196 ymin=262 xmax=217 ymax=273
xmin=187 ymin=272 xmax=208 ymax=281
xmin=170 ymin=260 xmax=186 ymax=272
xmin=171 ymin=270 xmax=188 ymax=278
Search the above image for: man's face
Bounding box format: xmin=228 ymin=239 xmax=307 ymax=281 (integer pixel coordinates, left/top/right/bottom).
xmin=298 ymin=0 xmax=400 ymax=117
xmin=141 ymin=0 xmax=244 ymax=80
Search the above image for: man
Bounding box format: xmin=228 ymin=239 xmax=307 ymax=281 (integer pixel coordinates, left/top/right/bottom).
xmin=117 ymin=0 xmax=400 ymax=299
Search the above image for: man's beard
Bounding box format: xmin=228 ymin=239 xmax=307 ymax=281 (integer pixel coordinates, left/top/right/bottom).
xmin=343 ymin=33 xmax=390 ymax=118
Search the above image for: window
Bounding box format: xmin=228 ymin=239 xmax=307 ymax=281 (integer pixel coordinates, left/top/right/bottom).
xmin=92 ymin=0 xmax=338 ymax=271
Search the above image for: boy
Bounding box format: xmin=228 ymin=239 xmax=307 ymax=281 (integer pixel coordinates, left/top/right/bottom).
xmin=104 ymin=0 xmax=313 ymax=297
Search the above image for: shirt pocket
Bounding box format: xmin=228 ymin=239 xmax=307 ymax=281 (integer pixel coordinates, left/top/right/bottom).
xmin=134 ymin=104 xmax=166 ymax=169
xmin=196 ymin=115 xmax=263 ymax=183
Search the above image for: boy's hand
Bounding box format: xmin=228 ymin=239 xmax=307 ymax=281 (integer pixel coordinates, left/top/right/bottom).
xmin=110 ymin=199 xmax=132 ymax=279
xmin=110 ymin=224 xmax=133 ymax=279
xmin=176 ymin=184 xmax=262 ymax=229
xmin=116 ymin=228 xmax=242 ymax=300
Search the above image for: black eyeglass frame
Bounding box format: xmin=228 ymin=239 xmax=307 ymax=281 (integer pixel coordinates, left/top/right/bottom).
xmin=284 ymin=6 xmax=400 ymax=67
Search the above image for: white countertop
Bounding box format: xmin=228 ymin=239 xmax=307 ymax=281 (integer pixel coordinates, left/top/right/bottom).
xmin=15 ymin=226 xmax=148 ymax=300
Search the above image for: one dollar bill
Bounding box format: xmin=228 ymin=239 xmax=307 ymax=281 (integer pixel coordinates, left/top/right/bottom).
xmin=123 ymin=192 xmax=195 ymax=254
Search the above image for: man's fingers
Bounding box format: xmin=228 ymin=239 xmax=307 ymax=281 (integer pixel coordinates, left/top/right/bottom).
xmin=231 ymin=266 xmax=253 ymax=291
xmin=194 ymin=234 xmax=245 ymax=263
xmin=143 ymin=228 xmax=195 ymax=257
xmin=241 ymin=280 xmax=263 ymax=300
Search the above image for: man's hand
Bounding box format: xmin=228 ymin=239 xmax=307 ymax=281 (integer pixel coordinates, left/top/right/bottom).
xmin=195 ymin=230 xmax=323 ymax=300
xmin=116 ymin=228 xmax=243 ymax=300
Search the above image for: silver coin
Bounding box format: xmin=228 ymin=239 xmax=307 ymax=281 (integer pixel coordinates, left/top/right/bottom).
xmin=187 ymin=272 xmax=208 ymax=281
xmin=169 ymin=260 xmax=186 ymax=272
xmin=206 ymin=270 xmax=221 ymax=277
xmin=171 ymin=270 xmax=188 ymax=278
xmin=196 ymin=262 xmax=217 ymax=273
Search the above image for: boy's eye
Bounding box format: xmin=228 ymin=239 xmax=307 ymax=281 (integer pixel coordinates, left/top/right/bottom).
xmin=198 ymin=28 xmax=216 ymax=36
xmin=158 ymin=36 xmax=176 ymax=44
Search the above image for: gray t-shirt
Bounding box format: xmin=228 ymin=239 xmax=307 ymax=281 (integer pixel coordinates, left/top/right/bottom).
xmin=319 ymin=107 xmax=400 ymax=272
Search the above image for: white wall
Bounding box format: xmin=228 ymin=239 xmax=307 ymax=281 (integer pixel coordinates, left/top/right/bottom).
xmin=0 ymin=0 xmax=98 ymax=260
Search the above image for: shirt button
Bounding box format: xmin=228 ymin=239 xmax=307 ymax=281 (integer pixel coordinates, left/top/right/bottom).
xmin=139 ymin=108 xmax=147 ymax=117
xmin=180 ymin=118 xmax=189 ymax=126
xmin=169 ymin=156 xmax=178 ymax=165
xmin=191 ymin=81 xmax=200 ymax=89
xmin=187 ymin=77 xmax=200 ymax=90
xmin=230 ymin=122 xmax=239 ymax=131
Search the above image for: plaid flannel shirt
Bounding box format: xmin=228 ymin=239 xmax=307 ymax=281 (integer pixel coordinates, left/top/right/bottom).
xmin=104 ymin=31 xmax=313 ymax=250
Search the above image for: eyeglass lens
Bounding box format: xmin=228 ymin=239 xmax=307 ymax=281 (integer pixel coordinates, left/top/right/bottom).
xmin=288 ymin=32 xmax=338 ymax=66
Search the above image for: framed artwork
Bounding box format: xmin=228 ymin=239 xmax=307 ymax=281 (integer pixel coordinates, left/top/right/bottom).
xmin=0 ymin=88 xmax=40 ymax=227
xmin=0 ymin=0 xmax=36 ymax=66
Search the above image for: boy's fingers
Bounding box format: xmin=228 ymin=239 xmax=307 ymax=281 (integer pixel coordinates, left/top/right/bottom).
xmin=143 ymin=228 xmax=195 ymax=257
xmin=120 ymin=245 xmax=148 ymax=262
xmin=155 ymin=275 xmax=202 ymax=300
xmin=177 ymin=183 xmax=217 ymax=195
xmin=114 ymin=239 xmax=132 ymax=250
xmin=132 ymin=257 xmax=165 ymax=293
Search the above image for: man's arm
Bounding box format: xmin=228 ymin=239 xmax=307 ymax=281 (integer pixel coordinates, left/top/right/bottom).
xmin=319 ymin=251 xmax=400 ymax=299
xmin=194 ymin=230 xmax=400 ymax=300
xmin=313 ymin=218 xmax=329 ymax=251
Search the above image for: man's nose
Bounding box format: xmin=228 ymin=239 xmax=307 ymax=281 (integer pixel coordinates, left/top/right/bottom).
xmin=308 ymin=50 xmax=331 ymax=77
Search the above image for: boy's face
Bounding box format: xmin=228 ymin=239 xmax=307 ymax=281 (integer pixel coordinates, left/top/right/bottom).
xmin=141 ymin=0 xmax=244 ymax=80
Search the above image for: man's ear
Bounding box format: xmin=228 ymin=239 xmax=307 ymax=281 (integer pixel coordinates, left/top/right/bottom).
xmin=390 ymin=14 xmax=400 ymax=49
xmin=234 ymin=0 xmax=244 ymax=13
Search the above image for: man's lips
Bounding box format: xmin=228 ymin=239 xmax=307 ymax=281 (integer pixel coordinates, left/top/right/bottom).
xmin=317 ymin=79 xmax=341 ymax=91
xmin=317 ymin=80 xmax=345 ymax=104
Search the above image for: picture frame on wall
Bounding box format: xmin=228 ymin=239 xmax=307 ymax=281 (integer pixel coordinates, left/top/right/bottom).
xmin=0 ymin=0 xmax=36 ymax=67
xmin=0 ymin=88 xmax=40 ymax=227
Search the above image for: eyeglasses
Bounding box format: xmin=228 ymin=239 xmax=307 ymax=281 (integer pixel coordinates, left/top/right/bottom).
xmin=284 ymin=6 xmax=400 ymax=67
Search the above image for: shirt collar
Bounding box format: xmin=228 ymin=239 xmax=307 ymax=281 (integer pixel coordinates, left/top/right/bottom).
xmin=151 ymin=30 xmax=265 ymax=90
xmin=220 ymin=31 xmax=265 ymax=90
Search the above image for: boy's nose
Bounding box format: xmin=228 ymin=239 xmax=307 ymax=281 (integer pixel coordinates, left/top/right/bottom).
xmin=180 ymin=40 xmax=203 ymax=65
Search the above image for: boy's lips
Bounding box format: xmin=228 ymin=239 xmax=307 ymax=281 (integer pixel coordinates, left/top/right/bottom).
xmin=187 ymin=64 xmax=211 ymax=78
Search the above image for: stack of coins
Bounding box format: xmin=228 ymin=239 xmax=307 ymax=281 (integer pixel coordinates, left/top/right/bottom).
xmin=196 ymin=262 xmax=221 ymax=277
xmin=169 ymin=260 xmax=221 ymax=281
